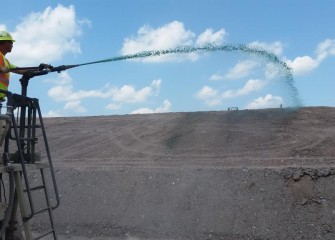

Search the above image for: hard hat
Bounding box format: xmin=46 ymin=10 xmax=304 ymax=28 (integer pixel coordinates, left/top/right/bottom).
xmin=0 ymin=31 xmax=15 ymax=42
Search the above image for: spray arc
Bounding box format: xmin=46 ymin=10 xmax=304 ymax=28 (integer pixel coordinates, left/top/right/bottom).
xmin=13 ymin=44 xmax=302 ymax=107
xmin=81 ymin=44 xmax=302 ymax=106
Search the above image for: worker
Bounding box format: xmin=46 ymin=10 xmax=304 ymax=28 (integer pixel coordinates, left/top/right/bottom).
xmin=0 ymin=30 xmax=27 ymax=101
xmin=0 ymin=30 xmax=54 ymax=102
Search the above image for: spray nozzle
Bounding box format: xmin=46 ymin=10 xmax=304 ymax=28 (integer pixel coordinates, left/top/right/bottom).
xmin=38 ymin=63 xmax=54 ymax=71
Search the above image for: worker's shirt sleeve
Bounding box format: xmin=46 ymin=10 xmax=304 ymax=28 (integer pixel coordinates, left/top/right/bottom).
xmin=9 ymin=62 xmax=16 ymax=69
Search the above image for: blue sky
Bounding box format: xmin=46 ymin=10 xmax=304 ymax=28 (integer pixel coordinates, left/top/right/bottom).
xmin=1 ymin=0 xmax=334 ymax=116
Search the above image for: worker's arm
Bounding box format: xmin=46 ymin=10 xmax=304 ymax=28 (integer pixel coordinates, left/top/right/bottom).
xmin=0 ymin=66 xmax=34 ymax=75
xmin=7 ymin=62 xmax=25 ymax=74
xmin=11 ymin=68 xmax=26 ymax=75
xmin=9 ymin=63 xmax=53 ymax=75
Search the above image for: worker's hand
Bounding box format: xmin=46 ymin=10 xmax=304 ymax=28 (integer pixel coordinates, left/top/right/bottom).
xmin=0 ymin=66 xmax=10 ymax=73
xmin=39 ymin=63 xmax=54 ymax=70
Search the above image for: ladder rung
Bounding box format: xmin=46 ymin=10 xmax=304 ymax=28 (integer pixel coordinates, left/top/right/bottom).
xmin=33 ymin=230 xmax=55 ymax=240
xmin=35 ymin=207 xmax=51 ymax=215
xmin=24 ymin=185 xmax=45 ymax=192
xmin=19 ymin=137 xmax=38 ymax=141
xmin=14 ymin=125 xmax=41 ymax=129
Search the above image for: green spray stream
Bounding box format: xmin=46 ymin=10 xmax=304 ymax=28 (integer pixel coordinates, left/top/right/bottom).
xmin=14 ymin=44 xmax=303 ymax=106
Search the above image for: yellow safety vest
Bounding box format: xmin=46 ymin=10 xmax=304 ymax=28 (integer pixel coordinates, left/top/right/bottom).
xmin=0 ymin=52 xmax=15 ymax=101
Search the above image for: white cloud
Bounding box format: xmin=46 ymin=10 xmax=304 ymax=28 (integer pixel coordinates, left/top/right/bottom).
xmin=238 ymin=79 xmax=265 ymax=95
xmin=209 ymin=73 xmax=224 ymax=81
xmin=196 ymin=86 xmax=221 ymax=106
xmin=247 ymin=39 xmax=335 ymax=76
xmin=224 ymin=60 xmax=259 ymax=80
xmin=286 ymin=56 xmax=319 ymax=76
xmin=316 ymin=38 xmax=335 ymax=61
xmin=111 ymin=79 xmax=161 ymax=103
xmin=248 ymin=41 xmax=284 ymax=56
xmin=9 ymin=5 xmax=90 ymax=66
xmin=105 ymin=103 xmax=122 ymax=110
xmin=121 ymin=21 xmax=227 ymax=62
xmin=121 ymin=21 xmax=194 ymax=62
xmin=196 ymin=85 xmax=218 ymax=99
xmin=126 ymin=21 xmax=194 ymax=51
xmin=196 ymin=28 xmax=226 ymax=46
xmin=196 ymin=79 xmax=266 ymax=107
xmin=246 ymin=94 xmax=283 ymax=109
xmin=285 ymin=38 xmax=335 ymax=76
xmin=48 ymin=72 xmax=161 ymax=103
xmin=223 ymin=79 xmax=265 ymax=98
xmin=64 ymin=100 xmax=87 ymax=113
xmin=131 ymin=100 xmax=171 ymax=114
xmin=156 ymin=99 xmax=171 ymax=112
xmin=47 ymin=72 xmax=161 ymax=114
xmin=44 ymin=110 xmax=63 ymax=118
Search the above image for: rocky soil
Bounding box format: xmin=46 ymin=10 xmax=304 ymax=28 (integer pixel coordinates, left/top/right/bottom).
xmin=25 ymin=107 xmax=335 ymax=239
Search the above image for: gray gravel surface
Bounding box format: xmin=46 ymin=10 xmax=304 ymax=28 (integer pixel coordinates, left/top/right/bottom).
xmin=25 ymin=107 xmax=335 ymax=239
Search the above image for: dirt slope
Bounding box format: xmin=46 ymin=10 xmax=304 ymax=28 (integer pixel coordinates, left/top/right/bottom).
xmin=44 ymin=106 xmax=335 ymax=168
xmin=31 ymin=107 xmax=335 ymax=239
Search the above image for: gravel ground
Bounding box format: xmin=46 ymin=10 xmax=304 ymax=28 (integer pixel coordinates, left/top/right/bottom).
xmin=21 ymin=107 xmax=335 ymax=239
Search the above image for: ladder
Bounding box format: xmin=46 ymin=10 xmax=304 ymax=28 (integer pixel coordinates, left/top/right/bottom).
xmin=14 ymin=164 xmax=57 ymax=240
xmin=0 ymin=87 xmax=60 ymax=240
xmin=0 ymin=163 xmax=58 ymax=240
